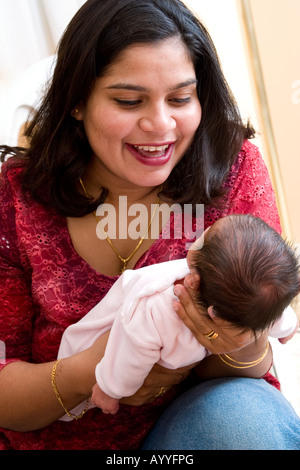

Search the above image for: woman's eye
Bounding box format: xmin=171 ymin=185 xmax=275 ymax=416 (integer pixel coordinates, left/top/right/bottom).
xmin=170 ymin=97 xmax=192 ymax=105
xmin=114 ymin=99 xmax=141 ymax=107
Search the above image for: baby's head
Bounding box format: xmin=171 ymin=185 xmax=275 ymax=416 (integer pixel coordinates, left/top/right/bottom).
xmin=186 ymin=214 xmax=300 ymax=333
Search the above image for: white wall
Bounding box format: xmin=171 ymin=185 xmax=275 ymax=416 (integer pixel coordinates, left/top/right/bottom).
xmin=0 ymin=0 xmax=86 ymax=145
xmin=1 ymin=0 xmax=261 ymax=149
xmin=0 ymin=0 xmax=86 ymax=83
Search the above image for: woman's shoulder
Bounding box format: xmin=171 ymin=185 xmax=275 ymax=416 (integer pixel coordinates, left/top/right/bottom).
xmin=1 ymin=157 xmax=24 ymax=201
xmin=231 ymin=139 xmax=265 ymax=172
xmin=224 ymin=139 xmax=271 ymax=191
xmin=240 ymin=139 xmax=260 ymax=156
xmin=0 ymin=156 xmax=42 ymax=225
xmin=222 ymin=139 xmax=281 ymax=231
xmin=0 ymin=155 xmax=26 ymax=187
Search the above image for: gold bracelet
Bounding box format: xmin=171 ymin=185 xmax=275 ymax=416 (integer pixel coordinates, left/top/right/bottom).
xmin=51 ymin=359 xmax=90 ymax=420
xmin=218 ymin=342 xmax=270 ymax=369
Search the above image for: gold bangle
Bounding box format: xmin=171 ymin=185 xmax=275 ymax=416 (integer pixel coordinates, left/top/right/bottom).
xmin=218 ymin=342 xmax=270 ymax=369
xmin=51 ymin=359 xmax=90 ymax=420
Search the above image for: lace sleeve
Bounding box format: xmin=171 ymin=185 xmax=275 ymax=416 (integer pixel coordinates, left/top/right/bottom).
xmin=0 ymin=164 xmax=35 ymax=372
xmin=223 ymin=141 xmax=282 ymax=233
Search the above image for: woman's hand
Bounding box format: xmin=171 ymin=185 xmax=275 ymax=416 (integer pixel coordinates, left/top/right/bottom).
xmin=120 ymin=362 xmax=194 ymax=406
xmin=172 ymin=281 xmax=272 ymax=379
xmin=173 ymin=282 xmax=257 ymax=354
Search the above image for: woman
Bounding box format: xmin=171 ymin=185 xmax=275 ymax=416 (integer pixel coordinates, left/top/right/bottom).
xmin=0 ymin=0 xmax=299 ymax=450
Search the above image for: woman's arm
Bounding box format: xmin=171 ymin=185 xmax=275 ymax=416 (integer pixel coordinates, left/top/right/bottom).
xmin=0 ymin=328 xmax=192 ymax=428
xmin=0 ymin=332 xmax=109 ymax=432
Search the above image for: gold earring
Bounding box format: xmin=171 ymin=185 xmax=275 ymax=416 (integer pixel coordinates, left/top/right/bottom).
xmin=71 ymin=107 xmax=79 ymax=118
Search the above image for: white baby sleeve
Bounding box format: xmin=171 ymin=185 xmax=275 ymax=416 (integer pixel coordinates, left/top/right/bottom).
xmin=269 ymin=306 xmax=298 ymax=339
xmin=95 ymin=295 xmax=163 ymax=399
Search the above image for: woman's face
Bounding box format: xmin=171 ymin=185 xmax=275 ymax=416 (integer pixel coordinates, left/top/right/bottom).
xmin=77 ymin=37 xmax=202 ymax=191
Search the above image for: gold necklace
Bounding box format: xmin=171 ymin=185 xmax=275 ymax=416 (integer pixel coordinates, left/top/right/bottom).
xmin=79 ymin=178 xmax=160 ymax=274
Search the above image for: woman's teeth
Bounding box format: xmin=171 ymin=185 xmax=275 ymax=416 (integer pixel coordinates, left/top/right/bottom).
xmin=134 ymin=144 xmax=169 ymax=152
xmin=132 ymin=144 xmax=170 ymax=158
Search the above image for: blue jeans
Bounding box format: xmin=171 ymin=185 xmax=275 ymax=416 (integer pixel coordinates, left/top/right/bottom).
xmin=143 ymin=378 xmax=300 ymax=450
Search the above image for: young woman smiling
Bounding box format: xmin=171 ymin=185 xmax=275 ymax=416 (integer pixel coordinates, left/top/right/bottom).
xmin=0 ymin=0 xmax=299 ymax=450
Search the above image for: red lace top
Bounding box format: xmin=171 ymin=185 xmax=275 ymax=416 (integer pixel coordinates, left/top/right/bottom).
xmin=0 ymin=141 xmax=281 ymax=450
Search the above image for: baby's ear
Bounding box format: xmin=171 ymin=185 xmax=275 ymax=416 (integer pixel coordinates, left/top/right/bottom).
xmin=184 ymin=271 xmax=201 ymax=290
xmin=207 ymin=306 xmax=216 ymax=319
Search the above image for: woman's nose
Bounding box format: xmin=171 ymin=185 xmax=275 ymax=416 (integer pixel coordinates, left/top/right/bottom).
xmin=139 ymin=104 xmax=176 ymax=134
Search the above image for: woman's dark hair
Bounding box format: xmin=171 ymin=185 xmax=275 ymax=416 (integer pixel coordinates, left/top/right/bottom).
xmin=0 ymin=0 xmax=255 ymax=217
xmin=193 ymin=214 xmax=300 ymax=333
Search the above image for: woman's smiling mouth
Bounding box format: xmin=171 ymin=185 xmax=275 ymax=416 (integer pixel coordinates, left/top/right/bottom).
xmin=126 ymin=143 xmax=175 ymax=166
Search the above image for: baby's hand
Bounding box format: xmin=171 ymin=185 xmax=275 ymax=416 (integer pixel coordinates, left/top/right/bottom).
xmin=91 ymin=383 xmax=119 ymax=415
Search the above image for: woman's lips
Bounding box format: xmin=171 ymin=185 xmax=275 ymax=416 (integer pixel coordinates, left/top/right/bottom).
xmin=126 ymin=143 xmax=174 ymax=166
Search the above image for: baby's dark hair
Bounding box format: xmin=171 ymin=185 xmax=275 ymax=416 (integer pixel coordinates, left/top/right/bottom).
xmin=192 ymin=214 xmax=300 ymax=332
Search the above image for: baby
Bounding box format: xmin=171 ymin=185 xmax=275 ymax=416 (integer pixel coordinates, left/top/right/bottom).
xmin=58 ymin=214 xmax=299 ymax=417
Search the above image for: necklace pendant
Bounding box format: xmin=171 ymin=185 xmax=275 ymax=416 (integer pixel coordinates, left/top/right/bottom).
xmin=79 ymin=178 xmax=161 ymax=276
xmin=120 ymin=262 xmax=127 ymax=274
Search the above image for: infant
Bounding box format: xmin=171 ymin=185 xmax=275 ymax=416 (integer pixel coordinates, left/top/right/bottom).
xmin=58 ymin=214 xmax=299 ymax=417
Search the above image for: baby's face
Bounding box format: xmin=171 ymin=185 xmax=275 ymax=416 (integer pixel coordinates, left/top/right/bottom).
xmin=186 ymin=226 xmax=211 ymax=270
xmin=184 ymin=228 xmax=211 ymax=291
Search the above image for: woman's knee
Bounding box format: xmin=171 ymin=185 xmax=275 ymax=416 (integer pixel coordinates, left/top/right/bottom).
xmin=143 ymin=378 xmax=300 ymax=450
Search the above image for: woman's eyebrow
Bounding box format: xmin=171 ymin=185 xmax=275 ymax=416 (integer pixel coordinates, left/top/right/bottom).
xmin=107 ymin=83 xmax=148 ymax=92
xmin=106 ymin=78 xmax=198 ymax=92
xmin=171 ymin=78 xmax=198 ymax=90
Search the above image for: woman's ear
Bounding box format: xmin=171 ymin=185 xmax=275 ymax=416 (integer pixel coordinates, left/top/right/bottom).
xmin=71 ymin=103 xmax=84 ymax=121
xmin=184 ymin=272 xmax=200 ymax=290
